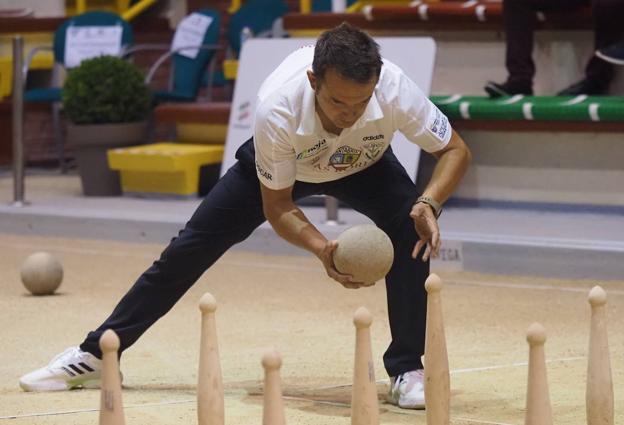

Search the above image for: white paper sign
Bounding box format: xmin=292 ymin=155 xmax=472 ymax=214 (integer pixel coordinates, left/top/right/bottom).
xmin=64 ymin=25 xmax=123 ymax=68
xmin=171 ymin=13 xmax=213 ymax=59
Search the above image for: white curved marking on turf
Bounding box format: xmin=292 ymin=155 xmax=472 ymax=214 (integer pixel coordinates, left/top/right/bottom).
xmin=475 ymin=4 xmax=486 ymax=21
xmin=589 ymin=103 xmax=600 ymax=121
xmin=437 ymin=94 xmax=462 ymax=104
xmin=459 ymin=101 xmax=471 ymax=119
xmin=362 ymin=4 xmax=373 ymax=20
xmin=564 ymin=95 xmax=587 ymax=105
xmin=500 ymin=94 xmax=524 ymax=105
xmin=522 ymin=102 xmax=534 ymax=120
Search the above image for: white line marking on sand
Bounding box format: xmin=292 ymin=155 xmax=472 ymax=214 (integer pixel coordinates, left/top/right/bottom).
xmin=451 ymin=356 xmax=585 ymax=374
xmin=1 ymin=396 xmax=513 ymax=424
xmin=445 ymin=278 xmax=624 ymax=296
xmin=0 ymin=399 xmax=195 ymax=419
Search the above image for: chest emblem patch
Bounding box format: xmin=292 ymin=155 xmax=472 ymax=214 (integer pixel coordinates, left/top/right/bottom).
xmin=329 ymin=146 xmax=361 ymax=171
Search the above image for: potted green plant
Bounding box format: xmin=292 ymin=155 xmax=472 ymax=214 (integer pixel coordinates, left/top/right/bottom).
xmin=63 ymin=55 xmax=151 ymax=196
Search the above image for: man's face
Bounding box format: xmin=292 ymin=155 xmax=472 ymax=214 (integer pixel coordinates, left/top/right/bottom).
xmin=308 ymin=68 xmax=378 ymax=130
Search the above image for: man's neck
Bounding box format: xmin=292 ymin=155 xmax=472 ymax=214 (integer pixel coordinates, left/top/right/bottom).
xmin=315 ymin=99 xmax=342 ymax=136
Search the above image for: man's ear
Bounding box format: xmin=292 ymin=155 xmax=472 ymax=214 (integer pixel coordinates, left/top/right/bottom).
xmin=307 ymin=70 xmax=317 ymax=91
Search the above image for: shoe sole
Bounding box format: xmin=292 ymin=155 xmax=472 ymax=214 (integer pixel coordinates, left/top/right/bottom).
xmin=398 ymin=400 xmax=426 ymax=410
xmin=484 ymin=83 xmax=508 ymax=98
xmin=387 ymin=393 xmax=426 ymax=410
xmin=596 ymin=50 xmax=624 ymax=66
xmin=19 ymin=376 xmax=101 ymax=392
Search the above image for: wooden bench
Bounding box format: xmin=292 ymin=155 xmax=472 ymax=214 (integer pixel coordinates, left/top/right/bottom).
xmin=431 ymin=95 xmax=624 ymax=132
xmin=153 ymin=99 xmax=624 ymax=134
xmin=154 ymin=102 xmax=231 ymax=144
xmin=283 ymin=2 xmax=592 ymax=34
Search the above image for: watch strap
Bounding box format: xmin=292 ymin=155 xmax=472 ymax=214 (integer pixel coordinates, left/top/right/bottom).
xmin=416 ymin=196 xmax=442 ymax=218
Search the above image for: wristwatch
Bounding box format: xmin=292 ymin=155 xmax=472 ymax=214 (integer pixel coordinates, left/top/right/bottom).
xmin=416 ymin=196 xmax=442 ymax=218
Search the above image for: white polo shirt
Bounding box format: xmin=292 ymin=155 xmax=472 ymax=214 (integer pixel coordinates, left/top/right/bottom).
xmin=253 ymin=45 xmax=452 ymax=190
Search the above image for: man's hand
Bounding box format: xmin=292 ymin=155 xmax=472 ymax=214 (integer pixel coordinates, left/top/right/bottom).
xmin=318 ymin=240 xmax=368 ymax=289
xmin=410 ymin=202 xmax=441 ymax=261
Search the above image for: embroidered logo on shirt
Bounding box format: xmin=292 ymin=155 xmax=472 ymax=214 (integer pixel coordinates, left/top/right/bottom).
xmin=296 ymin=139 xmax=328 ymax=160
xmin=362 ymin=134 xmax=384 ymax=142
xmin=429 ymin=108 xmax=449 ymax=141
xmin=329 ymin=146 xmax=361 ymax=171
xmin=363 ymin=141 xmax=384 ymax=161
xmin=255 ymin=161 xmax=273 ymax=181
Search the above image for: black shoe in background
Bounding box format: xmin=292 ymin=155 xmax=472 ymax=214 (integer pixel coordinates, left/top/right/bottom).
xmin=557 ymin=79 xmax=609 ymax=96
xmin=596 ymin=41 xmax=624 ymax=66
xmin=484 ymin=81 xmax=533 ymax=98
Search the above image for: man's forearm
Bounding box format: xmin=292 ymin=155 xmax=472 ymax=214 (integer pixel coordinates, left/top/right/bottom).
xmin=264 ymin=201 xmax=327 ymax=256
xmin=422 ymin=132 xmax=471 ymax=204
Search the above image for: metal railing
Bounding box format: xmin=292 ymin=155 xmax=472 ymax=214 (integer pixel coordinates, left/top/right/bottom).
xmin=11 ymin=35 xmax=26 ymax=207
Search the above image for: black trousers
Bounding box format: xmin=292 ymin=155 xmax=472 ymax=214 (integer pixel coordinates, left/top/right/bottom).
xmin=80 ymin=138 xmax=429 ymax=377
xmin=504 ymin=0 xmax=624 ymax=86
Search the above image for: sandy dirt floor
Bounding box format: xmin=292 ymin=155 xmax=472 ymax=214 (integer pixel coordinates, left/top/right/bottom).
xmin=0 ymin=233 xmax=622 ymax=424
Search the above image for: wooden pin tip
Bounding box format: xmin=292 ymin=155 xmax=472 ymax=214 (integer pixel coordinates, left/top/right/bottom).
xmin=588 ymin=285 xmax=607 ymax=306
xmin=424 ymin=273 xmax=442 ymax=293
xmin=526 ymin=322 xmax=546 ymax=345
xmin=261 ymin=349 xmax=282 ymax=370
xmin=199 ymin=292 xmax=217 ymax=313
xmin=99 ymin=329 xmax=120 ymax=352
xmin=353 ymin=306 xmax=373 ymax=328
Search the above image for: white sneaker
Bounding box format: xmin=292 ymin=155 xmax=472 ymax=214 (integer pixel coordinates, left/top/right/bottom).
xmin=19 ymin=347 xmax=102 ymax=391
xmin=387 ymin=369 xmax=425 ymax=409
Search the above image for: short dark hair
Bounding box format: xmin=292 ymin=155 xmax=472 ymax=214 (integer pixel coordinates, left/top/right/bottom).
xmin=313 ymin=22 xmax=382 ymax=85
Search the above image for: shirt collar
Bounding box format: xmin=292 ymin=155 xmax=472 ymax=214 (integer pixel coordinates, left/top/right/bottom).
xmin=296 ymin=79 xmax=384 ymax=136
xmin=296 ymin=78 xmax=317 ymax=136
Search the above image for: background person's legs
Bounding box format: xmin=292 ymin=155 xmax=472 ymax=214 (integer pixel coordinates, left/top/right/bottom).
xmin=584 ymin=0 xmax=624 ymax=86
xmin=488 ymin=0 xmax=588 ymax=96
xmin=326 ymin=148 xmax=428 ymax=377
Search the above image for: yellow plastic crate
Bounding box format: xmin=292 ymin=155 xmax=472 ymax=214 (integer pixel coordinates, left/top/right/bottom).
xmin=0 ymin=51 xmax=54 ymax=98
xmin=223 ymin=59 xmax=238 ymax=80
xmin=107 ymin=143 xmax=224 ymax=196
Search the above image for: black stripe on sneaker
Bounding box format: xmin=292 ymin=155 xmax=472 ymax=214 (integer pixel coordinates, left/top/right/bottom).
xmin=62 ymin=366 xmax=76 ymax=377
xmin=79 ymin=362 xmax=95 ymax=372
xmin=69 ymin=364 xmax=85 ymax=375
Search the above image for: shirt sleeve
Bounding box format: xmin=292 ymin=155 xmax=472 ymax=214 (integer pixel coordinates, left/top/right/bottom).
xmin=253 ymin=100 xmax=297 ymax=190
xmin=392 ymin=73 xmax=452 ymax=153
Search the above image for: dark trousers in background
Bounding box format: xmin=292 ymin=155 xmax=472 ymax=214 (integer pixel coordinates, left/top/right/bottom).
xmin=503 ymin=0 xmax=624 ymax=87
xmin=80 ymin=138 xmax=429 ymax=377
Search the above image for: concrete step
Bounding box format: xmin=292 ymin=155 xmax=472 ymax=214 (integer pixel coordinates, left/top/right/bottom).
xmin=1 ymin=190 xmax=622 ymax=281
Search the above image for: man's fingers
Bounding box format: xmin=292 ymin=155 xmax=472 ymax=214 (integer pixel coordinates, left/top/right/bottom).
xmin=422 ymin=244 xmax=432 ymax=262
xmin=324 ymin=240 xmax=338 ymax=256
xmin=412 ymin=240 xmax=425 ymax=259
xmin=431 ymin=231 xmax=441 ymax=259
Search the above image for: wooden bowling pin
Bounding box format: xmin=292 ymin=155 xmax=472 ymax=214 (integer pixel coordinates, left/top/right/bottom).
xmin=587 ymin=286 xmax=614 ymax=425
xmin=524 ymin=323 xmax=552 ymax=425
xmin=351 ymin=307 xmax=379 ymax=425
xmin=99 ymin=329 xmax=125 ymax=425
xmin=262 ymin=349 xmax=286 ymax=425
xmin=424 ymin=273 xmax=450 ymax=425
xmin=198 ymin=293 xmax=225 ymax=425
